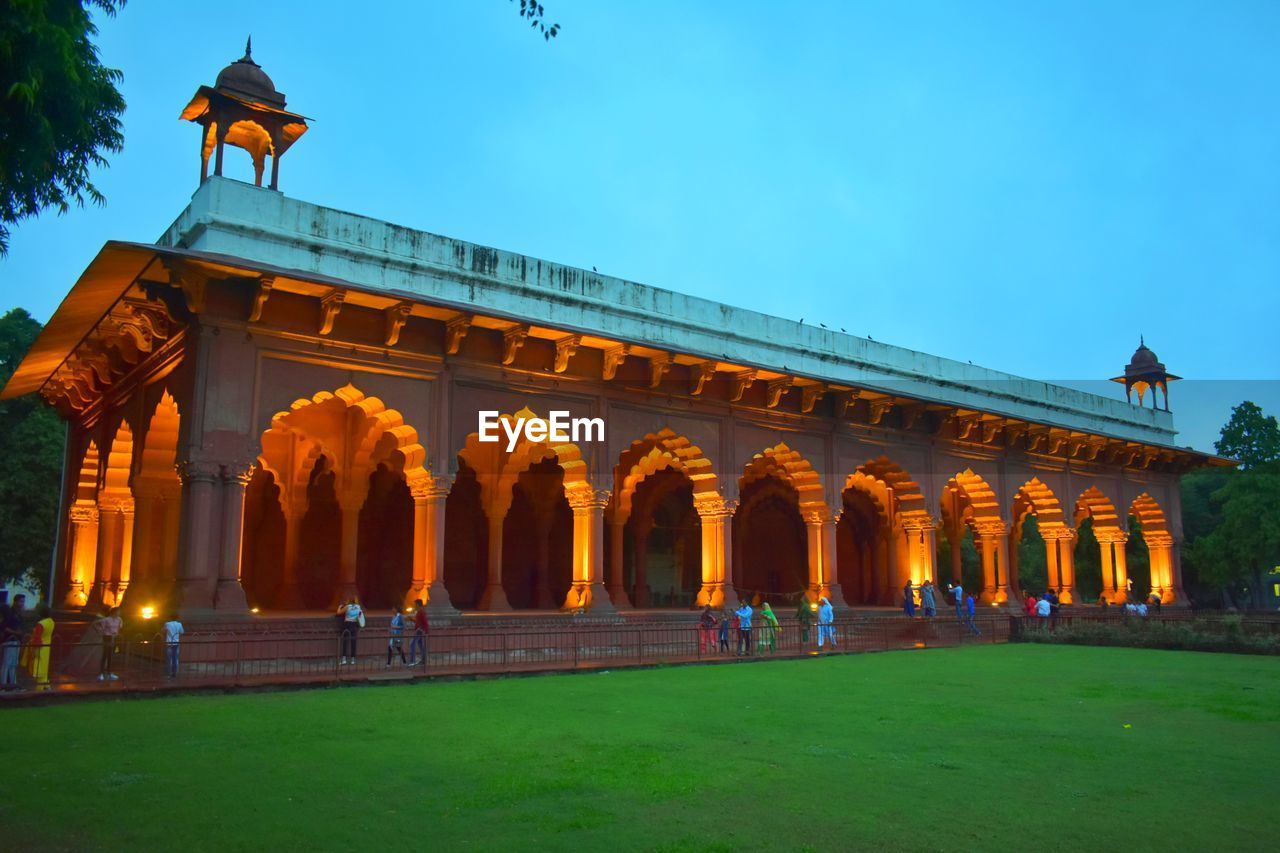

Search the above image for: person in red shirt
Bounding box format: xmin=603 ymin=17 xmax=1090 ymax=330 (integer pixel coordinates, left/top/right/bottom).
xmin=1024 ymin=593 xmax=1038 ymax=618
xmin=409 ymin=599 xmax=430 ymax=665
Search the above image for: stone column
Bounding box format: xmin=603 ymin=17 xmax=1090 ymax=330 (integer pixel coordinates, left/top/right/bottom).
xmin=695 ymin=496 xmax=726 ymax=607
xmin=1098 ymin=532 xmax=1117 ymax=602
xmin=63 ymin=503 xmax=99 ymax=608
xmin=607 ymin=516 xmax=632 ymax=609
xmin=1112 ymin=533 xmax=1130 ymax=603
xmin=215 ymin=462 xmax=252 ymax=612
xmin=975 ymin=522 xmax=1010 ymax=604
xmin=279 ymin=502 xmax=306 ymax=609
xmin=566 ymin=489 xmax=614 ymax=613
xmin=1043 ymin=531 xmax=1061 ymax=593
xmin=124 ymin=484 xmax=158 ymax=610
xmin=532 ymin=505 xmax=556 ymax=609
xmin=1054 ymin=529 xmax=1078 ymax=604
xmin=89 ymin=498 xmax=120 ymax=610
xmin=821 ymin=513 xmax=845 ymax=605
xmin=115 ymin=500 xmax=135 ymax=606
xmin=177 ymin=460 xmax=222 ymax=611
xmin=805 ymin=511 xmax=824 ymax=597
xmin=948 ymin=523 xmax=963 ymax=584
xmin=406 ymin=477 xmax=457 ymax=616
xmin=333 ymin=492 xmax=363 ymax=607
xmin=875 ymin=530 xmax=892 ymax=605
xmin=1145 ymin=533 xmax=1175 ymax=603
xmin=158 ymin=481 xmax=182 ymax=607
xmin=479 ymin=511 xmax=511 ymax=611
xmin=632 ymin=514 xmax=652 ymax=608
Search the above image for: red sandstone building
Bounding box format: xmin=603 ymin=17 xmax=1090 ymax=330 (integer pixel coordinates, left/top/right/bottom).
xmin=2 ymin=49 xmax=1226 ymax=621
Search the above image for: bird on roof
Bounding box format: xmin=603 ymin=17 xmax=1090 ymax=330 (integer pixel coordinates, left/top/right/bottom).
xmin=819 ymin=323 xmax=827 ymax=328
xmin=840 ymin=327 xmax=847 ymax=333
xmin=799 ymin=318 xmax=804 ymax=324
xmin=592 ymin=266 xmax=597 ymax=272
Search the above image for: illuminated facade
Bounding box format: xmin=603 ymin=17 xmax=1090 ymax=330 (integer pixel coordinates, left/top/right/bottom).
xmin=2 ymin=51 xmax=1226 ymax=618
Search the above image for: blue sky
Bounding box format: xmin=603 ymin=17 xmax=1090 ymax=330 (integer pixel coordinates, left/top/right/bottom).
xmin=2 ymin=0 xmax=1277 ymax=451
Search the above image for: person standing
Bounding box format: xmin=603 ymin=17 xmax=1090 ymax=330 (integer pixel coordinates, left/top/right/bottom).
xmin=795 ymin=597 xmax=813 ymax=647
xmin=698 ymin=606 xmax=717 ymax=654
xmin=758 ymin=602 xmax=780 ymax=654
xmin=817 ymin=596 xmax=836 ymax=650
xmin=1024 ymin=593 xmax=1038 ymax=619
xmin=902 ymin=581 xmax=917 ymax=618
xmin=920 ymin=580 xmax=937 ymax=618
xmin=338 ymin=599 xmax=363 ymax=664
xmin=734 ymin=602 xmax=754 ymax=656
xmin=95 ymin=606 xmax=122 ymax=681
xmin=949 ymin=583 xmax=964 ymax=622
xmin=1035 ymin=594 xmax=1052 ymax=627
xmin=163 ymin=612 xmax=184 ymax=678
xmin=409 ymin=599 xmax=429 ymax=665
xmin=0 ymin=593 xmax=25 ymax=689
xmin=386 ymin=606 xmax=408 ymax=666
xmin=23 ymin=604 xmax=55 ymax=691
xmin=965 ymin=594 xmax=981 ymax=636
xmin=717 ymin=610 xmax=731 ymax=654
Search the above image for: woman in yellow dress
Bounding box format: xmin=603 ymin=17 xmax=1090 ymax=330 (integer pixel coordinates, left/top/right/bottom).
xmin=23 ymin=604 xmax=55 ymax=691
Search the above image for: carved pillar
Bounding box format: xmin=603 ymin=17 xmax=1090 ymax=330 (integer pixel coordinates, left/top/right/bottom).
xmin=875 ymin=529 xmax=892 ymax=605
xmin=805 ymin=511 xmax=823 ymax=596
xmin=532 ymin=505 xmax=556 ymax=609
xmin=1099 ymin=532 xmax=1117 ymax=601
xmin=333 ymin=492 xmax=363 ymax=606
xmin=1112 ymin=533 xmax=1130 ymax=603
xmin=948 ymin=522 xmax=963 ymax=584
xmin=821 ymin=513 xmax=845 ymax=606
xmin=279 ymin=502 xmax=306 ymax=609
xmin=975 ymin=522 xmax=1009 ymax=604
xmin=158 ymin=481 xmax=182 ymax=606
xmin=1054 ymin=529 xmax=1077 ymax=604
xmin=177 ymin=461 xmax=222 ymax=610
xmin=124 ymin=484 xmax=158 ymax=610
xmin=479 ymin=511 xmax=511 ymax=611
xmin=565 ymin=489 xmax=614 ymax=613
xmin=406 ymin=477 xmax=457 ymax=615
xmin=1043 ymin=531 xmax=1061 ymax=593
xmin=1145 ymin=533 xmax=1175 ymax=604
xmin=215 ymin=463 xmax=252 ymax=612
xmin=90 ymin=497 xmax=122 ymax=609
xmin=607 ymin=516 xmax=632 ymax=609
xmin=64 ymin=503 xmax=99 ymax=608
xmin=632 ymin=513 xmax=652 ymax=608
xmin=115 ymin=500 xmax=135 ymax=606
xmin=903 ymin=520 xmax=937 ymax=587
xmin=695 ymin=496 xmax=737 ymax=608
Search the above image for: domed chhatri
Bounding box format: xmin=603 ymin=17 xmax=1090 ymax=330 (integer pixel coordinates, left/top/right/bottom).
xmin=180 ymin=39 xmax=309 ymax=190
xmin=213 ymin=38 xmax=286 ymax=108
xmin=1112 ymin=336 xmax=1180 ymax=411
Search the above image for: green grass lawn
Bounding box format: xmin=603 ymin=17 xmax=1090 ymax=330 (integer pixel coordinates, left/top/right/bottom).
xmin=4 ymin=645 xmax=1279 ymax=852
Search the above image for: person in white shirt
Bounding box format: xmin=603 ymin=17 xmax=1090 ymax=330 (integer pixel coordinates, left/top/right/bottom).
xmin=1035 ymin=597 xmax=1052 ymax=620
xmin=163 ymin=614 xmax=184 ymax=678
xmin=338 ymin=599 xmax=363 ymax=664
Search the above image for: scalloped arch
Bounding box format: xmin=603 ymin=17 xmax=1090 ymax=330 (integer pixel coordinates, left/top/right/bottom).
xmin=615 ymin=427 xmax=718 ymax=521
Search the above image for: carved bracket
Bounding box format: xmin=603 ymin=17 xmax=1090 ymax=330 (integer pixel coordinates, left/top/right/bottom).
xmin=553 ymin=334 xmax=581 ymax=373
xmin=729 ymin=370 xmax=757 ymax=402
xmin=319 ymin=289 xmax=345 ymax=336
xmin=384 ymin=302 xmax=413 ymax=347
xmin=691 ymin=361 xmax=716 ymax=396
xmin=766 ymin=378 xmax=791 ymax=408
xmin=602 ymin=344 xmax=630 ymax=380
xmin=800 ymin=384 xmax=827 ymax=414
xmin=248 ymin=276 xmax=274 ymax=322
xmin=648 ymin=353 xmax=674 ymax=389
xmin=445 ymin=314 xmax=472 ymax=355
xmin=502 ymin=324 xmax=530 ymax=365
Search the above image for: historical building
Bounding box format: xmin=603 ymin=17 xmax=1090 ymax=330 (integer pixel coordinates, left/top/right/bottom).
xmin=2 ymin=49 xmax=1227 ymax=619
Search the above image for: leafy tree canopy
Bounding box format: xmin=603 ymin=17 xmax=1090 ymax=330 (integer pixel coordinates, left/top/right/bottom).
xmin=1214 ymin=401 xmax=1280 ymax=469
xmin=0 ymin=0 xmax=125 ymax=255
xmin=0 ymin=309 xmax=65 ymax=591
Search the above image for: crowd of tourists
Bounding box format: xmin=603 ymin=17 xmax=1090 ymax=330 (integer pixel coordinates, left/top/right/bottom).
xmin=335 ymin=598 xmax=430 ymax=666
xmin=692 ymin=596 xmax=841 ymax=656
xmin=0 ymin=592 xmax=55 ymax=692
xmin=896 ymin=579 xmax=983 ymax=636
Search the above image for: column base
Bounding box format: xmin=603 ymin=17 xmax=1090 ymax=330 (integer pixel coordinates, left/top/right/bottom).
xmin=571 ymin=582 xmax=615 ymax=614
xmin=818 ymin=583 xmax=848 ymax=609
xmin=478 ymin=583 xmax=512 ymax=612
xmin=215 ymin=579 xmax=249 ymax=612
xmin=175 ymin=578 xmax=214 ymax=611
xmin=1057 ymin=586 xmax=1076 ymax=605
xmin=403 ymin=582 xmax=428 ymax=610
xmin=423 ymin=580 xmax=460 ymax=620
xmin=606 ymin=584 xmax=633 ymax=610
xmin=63 ymin=582 xmax=88 ymax=609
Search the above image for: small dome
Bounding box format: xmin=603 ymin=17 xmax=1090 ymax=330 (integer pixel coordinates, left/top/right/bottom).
xmin=1129 ymin=341 xmax=1159 ymax=368
xmin=214 ymin=39 xmax=285 ymax=108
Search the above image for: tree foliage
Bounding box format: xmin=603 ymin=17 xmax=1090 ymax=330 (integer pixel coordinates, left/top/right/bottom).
xmin=1213 ymin=401 xmax=1280 ymax=469
xmin=1183 ymin=402 xmax=1280 ymax=608
xmin=0 ymin=309 xmax=64 ymax=591
xmin=511 ymin=0 xmax=560 ymax=41
xmin=0 ymin=0 xmax=125 ymax=255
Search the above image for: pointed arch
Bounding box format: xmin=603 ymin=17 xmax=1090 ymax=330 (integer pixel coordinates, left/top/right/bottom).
xmin=101 ymin=419 xmax=135 ymax=498
xmin=139 ymin=391 xmax=181 ymax=478
xmin=75 ymin=440 xmax=100 ymax=504
xmin=1011 ymin=477 xmax=1067 ymax=532
xmin=458 ymin=406 xmax=589 ymax=519
xmin=1129 ymin=493 xmax=1170 ymax=540
xmin=739 ymin=443 xmax=825 ymax=515
xmin=614 ymin=427 xmax=718 ymax=522
xmin=943 ymin=468 xmax=1002 ymax=526
xmin=853 ymin=455 xmax=929 ymax=522
xmin=1076 ymin=486 xmax=1122 ymax=533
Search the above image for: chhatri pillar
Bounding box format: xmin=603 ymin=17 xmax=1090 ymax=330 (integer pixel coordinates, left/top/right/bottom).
xmin=694 ymin=494 xmax=736 ymax=608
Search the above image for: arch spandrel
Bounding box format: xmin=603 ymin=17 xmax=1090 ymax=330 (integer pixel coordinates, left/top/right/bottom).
xmin=1011 ymin=476 xmax=1068 ymax=531
xmin=1129 ymin=492 xmax=1171 ymax=543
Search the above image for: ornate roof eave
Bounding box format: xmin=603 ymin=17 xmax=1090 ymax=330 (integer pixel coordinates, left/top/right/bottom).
xmin=2 ymin=241 xmax=1236 ymax=474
